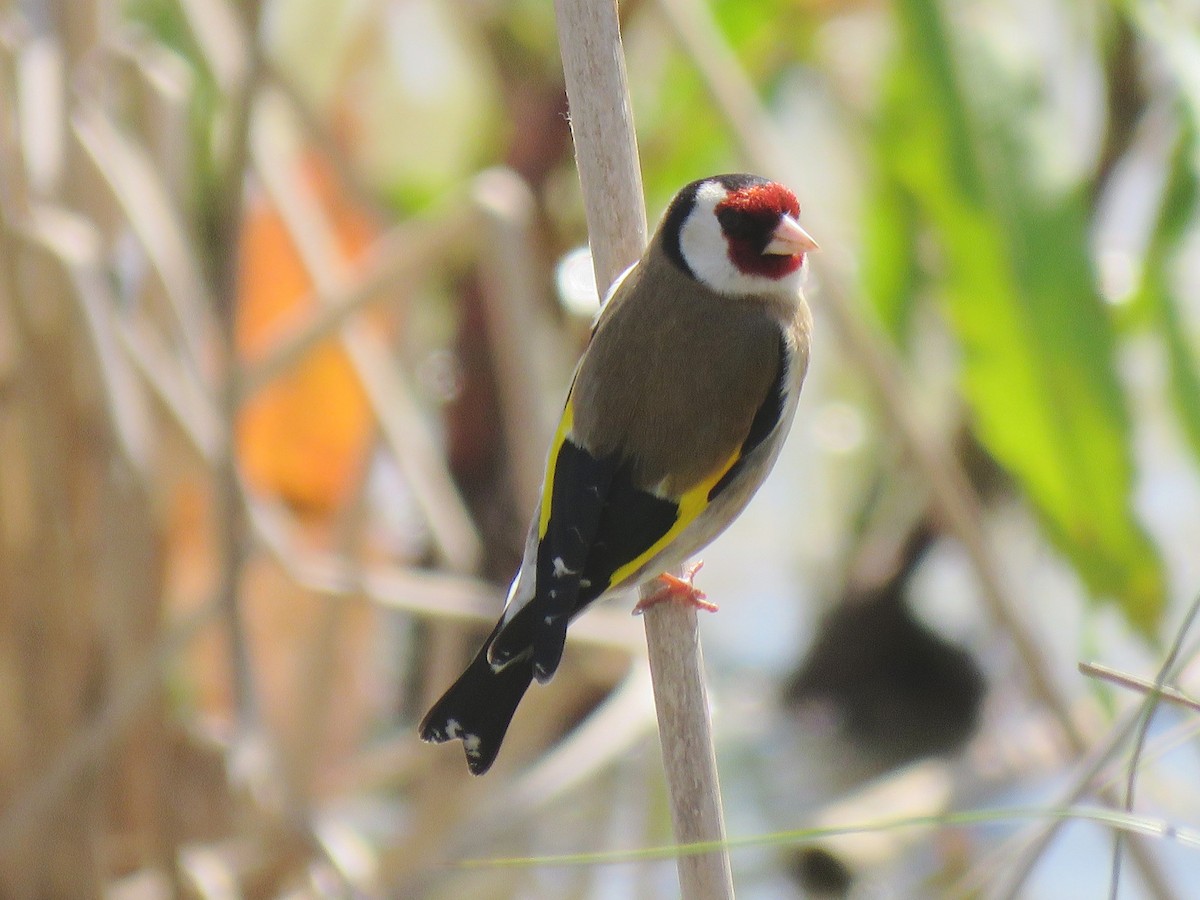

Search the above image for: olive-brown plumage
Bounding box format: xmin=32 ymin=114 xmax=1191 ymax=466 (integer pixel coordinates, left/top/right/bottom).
xmin=574 ymin=246 xmax=801 ymax=493
xmin=420 ymin=174 xmax=816 ymax=774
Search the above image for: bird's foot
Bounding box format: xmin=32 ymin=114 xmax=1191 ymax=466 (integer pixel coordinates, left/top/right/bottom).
xmin=632 ymin=561 xmax=718 ymax=615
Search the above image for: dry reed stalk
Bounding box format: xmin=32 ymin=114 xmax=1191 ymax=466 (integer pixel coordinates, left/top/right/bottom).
xmin=471 ymin=167 xmax=562 ymax=511
xmin=555 ymin=0 xmax=735 ymax=897
xmin=207 ymin=0 xmax=263 ymax=745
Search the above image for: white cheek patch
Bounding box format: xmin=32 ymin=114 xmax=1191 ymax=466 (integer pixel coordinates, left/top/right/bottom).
xmin=678 ymin=182 xmax=806 ymax=298
xmin=678 ymin=183 xmax=735 ymax=290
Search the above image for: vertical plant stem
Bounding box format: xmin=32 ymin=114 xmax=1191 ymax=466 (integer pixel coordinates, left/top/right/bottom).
xmin=553 ymin=1 xmax=646 ymax=280
xmin=472 ymin=167 xmax=561 ymax=510
xmin=554 ymin=1 xmax=734 ymax=896
xmin=209 ymin=0 xmax=264 ymax=733
xmin=643 ymin=604 xmax=735 ymax=897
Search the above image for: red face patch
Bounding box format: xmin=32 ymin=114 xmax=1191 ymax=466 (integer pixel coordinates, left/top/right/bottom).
xmin=716 ymin=182 xmax=800 ymax=220
xmin=714 ymin=183 xmax=804 ymax=280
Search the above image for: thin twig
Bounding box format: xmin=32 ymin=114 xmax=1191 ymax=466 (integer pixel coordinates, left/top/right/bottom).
xmin=1080 ymin=662 xmax=1200 ymax=715
xmin=207 ymin=0 xmax=264 ymax=770
xmin=555 ymin=1 xmax=734 ymax=897
xmin=957 ymin=702 xmax=1141 ymax=898
xmin=235 ymin=210 xmax=470 ymax=400
xmin=255 ymin=511 xmax=643 ymax=654
xmin=959 ymin=629 xmax=1200 ymax=898
xmin=1108 ymin=592 xmax=1200 ymax=899
xmin=71 ymin=101 xmax=213 ymax=380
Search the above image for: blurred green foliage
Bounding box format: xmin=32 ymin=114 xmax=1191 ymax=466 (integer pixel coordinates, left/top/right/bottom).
xmin=862 ymin=0 xmax=1186 ymax=633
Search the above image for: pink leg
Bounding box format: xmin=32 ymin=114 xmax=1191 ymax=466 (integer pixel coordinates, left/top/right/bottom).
xmin=632 ymin=561 xmax=719 ymax=615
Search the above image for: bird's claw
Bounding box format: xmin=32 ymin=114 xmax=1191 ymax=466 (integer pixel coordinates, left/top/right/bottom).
xmin=632 ymin=561 xmax=718 ymax=615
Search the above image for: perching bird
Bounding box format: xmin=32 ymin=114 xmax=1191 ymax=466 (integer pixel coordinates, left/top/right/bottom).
xmin=420 ymin=174 xmax=817 ymax=774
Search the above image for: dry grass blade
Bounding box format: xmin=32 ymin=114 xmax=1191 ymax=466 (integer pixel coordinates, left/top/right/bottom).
xmin=236 ymin=210 xmax=470 ymax=399
xmin=345 ymin=327 xmax=475 ymax=573
xmin=72 ymin=103 xmax=214 ymax=375
xmin=108 ymin=29 xmax=195 ymax=210
xmin=117 ymin=313 xmax=222 ymax=460
xmin=174 ymin=0 xmax=248 ymax=95
xmin=20 ymin=202 xmax=152 ymax=474
xmin=263 ymin=58 xmax=388 ymax=221
xmin=1080 ymin=662 xmax=1200 ymax=714
xmin=246 ymin=497 xmax=643 ymax=654
xmin=472 ymin=167 xmax=563 ymax=509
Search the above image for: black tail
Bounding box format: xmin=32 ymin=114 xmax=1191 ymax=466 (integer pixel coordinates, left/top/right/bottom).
xmin=490 ymin=598 xmax=571 ymax=685
xmin=418 ymin=621 xmax=535 ymax=775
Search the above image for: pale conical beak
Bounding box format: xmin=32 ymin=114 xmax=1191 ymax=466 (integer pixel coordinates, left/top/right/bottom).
xmin=763 ymin=215 xmax=819 ymax=256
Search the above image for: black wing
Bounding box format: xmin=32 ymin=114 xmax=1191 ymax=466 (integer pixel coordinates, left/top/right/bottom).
xmin=490 ymin=331 xmax=787 ymax=683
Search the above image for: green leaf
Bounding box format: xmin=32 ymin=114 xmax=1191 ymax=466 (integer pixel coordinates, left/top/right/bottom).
xmin=877 ymin=0 xmax=1165 ymax=632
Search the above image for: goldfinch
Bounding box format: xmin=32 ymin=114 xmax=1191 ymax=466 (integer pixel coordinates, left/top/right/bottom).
xmin=420 ymin=174 xmax=816 ymax=774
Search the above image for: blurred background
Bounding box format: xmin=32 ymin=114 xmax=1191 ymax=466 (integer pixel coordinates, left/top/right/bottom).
xmin=1 ymin=0 xmax=1198 ymax=896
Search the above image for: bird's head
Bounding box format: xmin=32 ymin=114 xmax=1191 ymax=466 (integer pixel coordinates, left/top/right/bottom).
xmin=660 ymin=174 xmax=818 ymax=298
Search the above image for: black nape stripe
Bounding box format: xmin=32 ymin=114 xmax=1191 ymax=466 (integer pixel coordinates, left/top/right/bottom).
xmin=714 ymin=173 xmax=767 ymax=193
xmin=661 ymin=180 xmax=703 ymax=277
xmin=661 ymin=174 xmax=773 ymax=277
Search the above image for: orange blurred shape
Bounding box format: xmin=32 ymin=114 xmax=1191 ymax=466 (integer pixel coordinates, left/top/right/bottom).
xmin=236 ymin=153 xmax=379 ymax=518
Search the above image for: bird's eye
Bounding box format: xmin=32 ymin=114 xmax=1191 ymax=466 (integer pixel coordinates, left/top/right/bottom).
xmin=716 ymin=207 xmax=761 ymax=240
xmin=716 ymin=207 xmax=780 ymax=251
